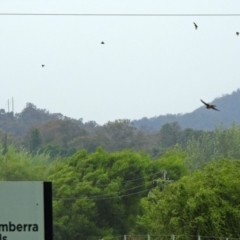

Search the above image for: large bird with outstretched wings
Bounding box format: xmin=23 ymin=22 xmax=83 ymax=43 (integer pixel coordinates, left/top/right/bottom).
xmin=200 ymin=99 xmax=220 ymax=111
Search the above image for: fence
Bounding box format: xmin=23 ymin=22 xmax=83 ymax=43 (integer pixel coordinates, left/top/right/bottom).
xmin=99 ymin=235 xmax=240 ymax=240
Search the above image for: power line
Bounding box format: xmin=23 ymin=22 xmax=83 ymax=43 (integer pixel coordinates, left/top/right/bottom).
xmin=118 ymin=183 xmax=147 ymax=192
xmin=52 ymin=171 xmax=164 ymax=200
xmin=61 ymin=182 xmax=147 ymax=200
xmin=95 ymin=170 xmax=163 ymax=187
xmin=52 ymin=171 xmax=162 ymax=200
xmin=53 ymin=188 xmax=152 ymax=201
xmin=0 ymin=13 xmax=240 ymax=17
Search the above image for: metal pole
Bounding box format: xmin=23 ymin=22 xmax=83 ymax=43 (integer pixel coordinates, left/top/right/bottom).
xmin=163 ymin=170 xmax=167 ymax=180
xmin=171 ymin=235 xmax=175 ymax=240
xmin=12 ymin=97 xmax=14 ymax=114
xmin=198 ymin=235 xmax=201 ymax=240
xmin=147 ymin=234 xmax=150 ymax=240
xmin=124 ymin=235 xmax=127 ymax=240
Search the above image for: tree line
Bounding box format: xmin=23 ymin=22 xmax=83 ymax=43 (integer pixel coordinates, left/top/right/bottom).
xmin=1 ymin=122 xmax=240 ymax=239
xmin=0 ymin=102 xmax=207 ymax=159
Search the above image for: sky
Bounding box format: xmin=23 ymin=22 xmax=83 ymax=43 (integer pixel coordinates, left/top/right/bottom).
xmin=0 ymin=0 xmax=240 ymax=125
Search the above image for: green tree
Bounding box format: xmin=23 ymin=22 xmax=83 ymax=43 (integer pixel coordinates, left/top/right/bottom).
xmin=0 ymin=145 xmax=50 ymax=181
xmin=186 ymin=123 xmax=240 ymax=170
xmin=1 ymin=133 xmax=8 ymax=155
xmin=94 ymin=119 xmax=139 ymax=151
xmin=136 ymin=159 xmax=240 ymax=239
xmin=159 ymin=122 xmax=181 ymax=151
xmin=29 ymin=128 xmax=42 ymax=153
xmin=49 ymin=148 xmax=157 ymax=239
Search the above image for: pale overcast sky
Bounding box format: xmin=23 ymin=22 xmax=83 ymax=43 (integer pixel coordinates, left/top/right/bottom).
xmin=0 ymin=0 xmax=240 ymax=124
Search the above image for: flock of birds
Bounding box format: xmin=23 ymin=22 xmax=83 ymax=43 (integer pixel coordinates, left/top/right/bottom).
xmin=40 ymin=22 xmax=238 ymax=112
xmin=193 ymin=21 xmax=238 ymax=112
xmin=193 ymin=22 xmax=239 ymax=36
xmin=40 ymin=22 xmax=239 ymax=69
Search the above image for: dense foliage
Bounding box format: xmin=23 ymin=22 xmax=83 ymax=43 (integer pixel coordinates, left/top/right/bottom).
xmin=0 ymin=144 xmax=187 ymax=239
xmin=1 ymin=96 xmax=240 ymax=239
xmin=0 ymin=102 xmax=205 ymax=159
xmin=136 ymin=160 xmax=240 ymax=239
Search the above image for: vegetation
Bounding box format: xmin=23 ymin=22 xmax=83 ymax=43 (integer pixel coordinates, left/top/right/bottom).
xmin=0 ymin=89 xmax=240 ymax=158
xmin=1 ymin=121 xmax=240 ymax=239
xmin=0 ymin=102 xmax=205 ymax=158
xmin=136 ymin=160 xmax=240 ymax=239
xmin=1 ymin=90 xmax=240 ymax=239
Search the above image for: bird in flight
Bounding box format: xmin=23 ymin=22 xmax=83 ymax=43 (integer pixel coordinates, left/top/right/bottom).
xmin=42 ymin=65 xmax=45 ymax=67
xmin=101 ymin=41 xmax=105 ymax=44
xmin=200 ymin=99 xmax=220 ymax=111
xmin=237 ymin=32 xmax=239 ymax=36
xmin=193 ymin=22 xmax=198 ymax=30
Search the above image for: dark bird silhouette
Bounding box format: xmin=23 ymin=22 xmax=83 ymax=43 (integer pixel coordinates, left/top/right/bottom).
xmin=101 ymin=41 xmax=105 ymax=44
xmin=42 ymin=65 xmax=45 ymax=67
xmin=200 ymin=99 xmax=220 ymax=111
xmin=193 ymin=22 xmax=198 ymax=30
xmin=237 ymin=32 xmax=239 ymax=36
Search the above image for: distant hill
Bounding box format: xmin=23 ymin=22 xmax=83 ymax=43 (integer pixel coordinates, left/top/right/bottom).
xmin=0 ymin=102 xmax=86 ymax=136
xmin=1 ymin=89 xmax=240 ymax=137
xmin=1 ymin=90 xmax=240 ymax=157
xmin=132 ymin=89 xmax=240 ymax=131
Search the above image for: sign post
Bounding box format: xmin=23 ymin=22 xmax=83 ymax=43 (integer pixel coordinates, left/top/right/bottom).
xmin=0 ymin=182 xmax=53 ymax=240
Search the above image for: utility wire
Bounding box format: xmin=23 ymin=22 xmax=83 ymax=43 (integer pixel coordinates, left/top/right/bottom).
xmin=52 ymin=171 xmax=162 ymax=201
xmin=0 ymin=13 xmax=240 ymax=16
xmin=61 ymin=182 xmax=148 ymax=200
xmin=54 ymin=184 xmax=151 ymax=200
xmin=95 ymin=170 xmax=164 ymax=187
xmin=118 ymin=183 xmax=147 ymax=192
xmin=53 ymin=188 xmax=152 ymax=201
xmin=53 ymin=171 xmax=163 ymax=200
